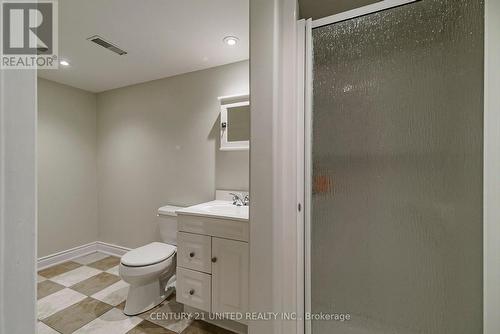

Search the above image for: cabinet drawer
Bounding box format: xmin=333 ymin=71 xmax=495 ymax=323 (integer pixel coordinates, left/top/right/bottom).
xmin=177 ymin=232 xmax=212 ymax=273
xmin=176 ymin=267 xmax=211 ymax=312
xmin=178 ymin=215 xmax=249 ymax=242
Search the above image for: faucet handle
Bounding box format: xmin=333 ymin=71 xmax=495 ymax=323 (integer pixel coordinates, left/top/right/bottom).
xmin=229 ymin=192 xmax=241 ymax=205
xmin=229 ymin=192 xmax=245 ymax=206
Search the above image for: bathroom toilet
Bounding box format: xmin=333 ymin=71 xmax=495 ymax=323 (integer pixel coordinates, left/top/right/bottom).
xmin=119 ymin=205 xmax=183 ymax=316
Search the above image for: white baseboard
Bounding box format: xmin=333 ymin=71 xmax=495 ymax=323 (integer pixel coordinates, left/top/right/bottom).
xmin=96 ymin=241 xmax=131 ymax=257
xmin=38 ymin=242 xmax=98 ymax=270
xmin=37 ymin=241 xmax=131 ymax=270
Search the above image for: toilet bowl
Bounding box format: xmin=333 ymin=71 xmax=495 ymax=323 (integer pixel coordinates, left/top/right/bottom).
xmin=119 ymin=205 xmax=183 ymax=316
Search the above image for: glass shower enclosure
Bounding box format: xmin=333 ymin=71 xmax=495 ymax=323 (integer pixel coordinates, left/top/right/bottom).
xmin=305 ymin=1 xmax=484 ymax=333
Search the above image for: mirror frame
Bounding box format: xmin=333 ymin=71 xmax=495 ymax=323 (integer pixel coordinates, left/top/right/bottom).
xmin=219 ymin=95 xmax=250 ymax=151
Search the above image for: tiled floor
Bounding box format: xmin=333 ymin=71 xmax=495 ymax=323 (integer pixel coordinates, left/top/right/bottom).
xmin=37 ymin=252 xmax=235 ymax=334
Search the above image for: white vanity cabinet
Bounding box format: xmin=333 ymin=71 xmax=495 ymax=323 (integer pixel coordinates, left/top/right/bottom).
xmin=176 ymin=214 xmax=249 ymax=318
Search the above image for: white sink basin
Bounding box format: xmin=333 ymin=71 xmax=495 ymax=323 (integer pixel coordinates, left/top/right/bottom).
xmin=199 ymin=202 xmax=248 ymax=215
xmin=176 ymin=200 xmax=249 ymax=221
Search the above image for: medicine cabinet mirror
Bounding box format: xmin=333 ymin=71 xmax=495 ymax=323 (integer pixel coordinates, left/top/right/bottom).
xmin=219 ymin=94 xmax=250 ymax=151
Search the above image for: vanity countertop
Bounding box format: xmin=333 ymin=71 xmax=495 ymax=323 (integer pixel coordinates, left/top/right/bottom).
xmin=176 ymin=200 xmax=249 ymax=222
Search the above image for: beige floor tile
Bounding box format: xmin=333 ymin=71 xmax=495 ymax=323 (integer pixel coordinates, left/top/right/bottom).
xmin=38 ymin=280 xmax=65 ymax=300
xmin=51 ymin=266 xmax=102 ymax=287
xmin=126 ymin=320 xmax=176 ymax=334
xmin=38 ymin=288 xmax=87 ymax=320
xmin=71 ymin=272 xmax=121 ymax=296
xmin=165 ymin=318 xmax=193 ymax=334
xmin=88 ymin=256 xmax=121 ymax=271
xmin=38 ymin=261 xmax=82 ymax=279
xmin=73 ymin=308 xmax=142 ymax=334
xmin=140 ymin=299 xmax=191 ymax=333
xmin=74 ymin=252 xmax=110 ymax=265
xmin=106 ymin=265 xmax=120 ymax=276
xmin=116 ymin=301 xmax=126 ymax=311
xmin=38 ymin=321 xmax=60 ymax=334
xmin=91 ymin=280 xmax=129 ymax=306
xmin=42 ymin=297 xmax=113 ymax=334
xmin=180 ymin=321 xmax=235 ymax=334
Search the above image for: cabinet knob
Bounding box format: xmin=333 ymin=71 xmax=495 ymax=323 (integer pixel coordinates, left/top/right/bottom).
xmin=211 ymin=257 xmax=217 ymax=263
xmin=189 ymin=252 xmax=195 ymax=258
xmin=189 ymin=289 xmax=195 ymax=295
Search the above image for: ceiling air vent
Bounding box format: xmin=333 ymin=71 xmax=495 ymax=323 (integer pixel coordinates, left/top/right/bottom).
xmin=87 ymin=35 xmax=127 ymax=55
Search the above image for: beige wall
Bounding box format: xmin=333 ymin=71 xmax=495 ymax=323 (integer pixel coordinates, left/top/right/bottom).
xmin=1 ymin=69 xmax=37 ymax=333
xmin=96 ymin=61 xmax=249 ymax=249
xmin=38 ymin=78 xmax=99 ymax=257
xmin=38 ymin=61 xmax=249 ymax=255
xmin=249 ymin=0 xmax=278 ymax=332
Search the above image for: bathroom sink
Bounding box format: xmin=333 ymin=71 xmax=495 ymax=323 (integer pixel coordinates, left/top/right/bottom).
xmin=176 ymin=200 xmax=249 ymax=221
xmin=199 ymin=202 xmax=248 ymax=215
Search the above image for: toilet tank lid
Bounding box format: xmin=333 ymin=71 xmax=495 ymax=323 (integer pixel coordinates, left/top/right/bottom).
xmin=158 ymin=205 xmax=184 ymax=217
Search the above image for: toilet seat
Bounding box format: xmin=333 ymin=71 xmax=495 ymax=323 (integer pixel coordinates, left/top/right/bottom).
xmin=121 ymin=242 xmax=176 ymax=267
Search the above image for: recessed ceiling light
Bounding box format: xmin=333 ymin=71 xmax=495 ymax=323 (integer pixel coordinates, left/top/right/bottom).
xmin=223 ymin=36 xmax=239 ymax=46
xmin=59 ymin=60 xmax=70 ymax=66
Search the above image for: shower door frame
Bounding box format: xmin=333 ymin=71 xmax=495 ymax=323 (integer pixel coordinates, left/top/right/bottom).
xmin=297 ymin=0 xmax=499 ymax=333
xmin=311 ymin=0 xmax=417 ymax=29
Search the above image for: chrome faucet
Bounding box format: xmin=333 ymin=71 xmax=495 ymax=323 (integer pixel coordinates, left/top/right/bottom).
xmin=230 ymin=192 xmax=249 ymax=207
xmin=243 ymin=194 xmax=249 ymax=206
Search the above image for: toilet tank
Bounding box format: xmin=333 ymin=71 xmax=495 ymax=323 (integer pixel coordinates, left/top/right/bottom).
xmin=157 ymin=205 xmax=184 ymax=246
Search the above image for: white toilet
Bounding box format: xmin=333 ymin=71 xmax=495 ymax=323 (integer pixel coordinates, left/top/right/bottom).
xmin=119 ymin=205 xmax=183 ymax=316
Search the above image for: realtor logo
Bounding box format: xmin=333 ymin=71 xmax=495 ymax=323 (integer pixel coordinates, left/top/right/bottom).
xmin=1 ymin=0 xmax=58 ymax=69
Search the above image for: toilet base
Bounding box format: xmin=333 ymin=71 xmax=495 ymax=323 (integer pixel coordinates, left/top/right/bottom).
xmin=123 ymin=281 xmax=175 ymax=316
xmin=120 ymin=253 xmax=177 ymax=316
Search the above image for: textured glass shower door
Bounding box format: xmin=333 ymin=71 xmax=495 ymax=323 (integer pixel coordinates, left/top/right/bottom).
xmin=310 ymin=1 xmax=484 ymax=334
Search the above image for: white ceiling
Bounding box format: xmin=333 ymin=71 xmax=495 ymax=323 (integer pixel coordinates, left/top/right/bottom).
xmin=38 ymin=0 xmax=249 ymax=92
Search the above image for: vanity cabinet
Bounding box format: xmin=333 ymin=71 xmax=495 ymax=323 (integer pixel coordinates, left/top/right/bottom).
xmin=176 ymin=215 xmax=249 ymax=317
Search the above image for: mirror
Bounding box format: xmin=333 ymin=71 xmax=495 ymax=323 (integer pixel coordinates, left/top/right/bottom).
xmin=227 ymin=104 xmax=250 ymax=142
xmin=220 ymin=95 xmax=250 ymax=150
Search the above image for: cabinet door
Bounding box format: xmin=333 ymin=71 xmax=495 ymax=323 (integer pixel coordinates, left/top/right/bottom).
xmin=211 ymin=238 xmax=249 ymax=313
